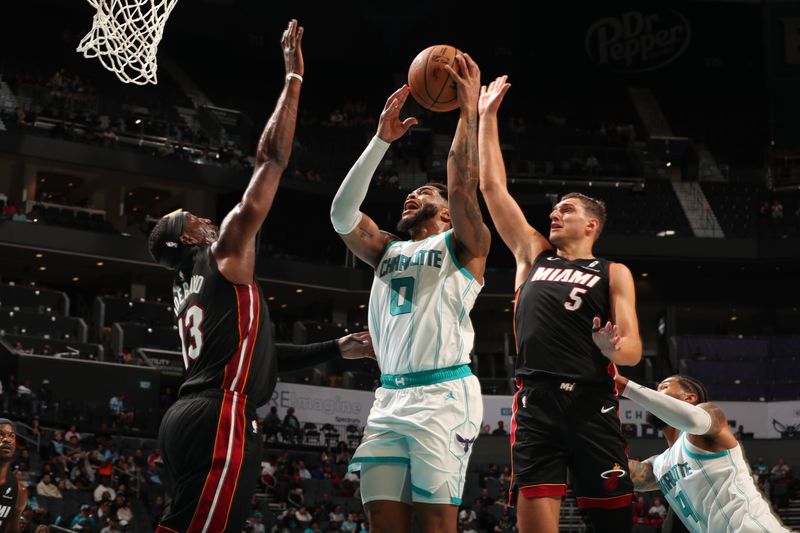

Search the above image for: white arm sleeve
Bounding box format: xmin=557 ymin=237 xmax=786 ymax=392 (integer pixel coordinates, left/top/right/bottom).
xmin=330 ymin=135 xmax=390 ymax=234
xmin=622 ymin=379 xmax=713 ymax=435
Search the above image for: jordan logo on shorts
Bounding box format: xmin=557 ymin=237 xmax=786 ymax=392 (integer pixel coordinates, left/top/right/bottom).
xmin=455 ymin=434 xmax=475 ymax=453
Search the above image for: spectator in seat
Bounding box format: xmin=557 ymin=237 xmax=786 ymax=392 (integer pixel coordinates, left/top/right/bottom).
xmin=770 ymin=458 xmax=791 ymax=483
xmin=48 ymin=431 xmax=65 ymax=459
xmin=491 ymin=420 xmax=508 ymax=436
xmin=70 ymin=503 xmax=97 ymax=530
xmin=109 ymin=392 xmax=125 ymax=423
xmin=36 ymin=473 xmax=62 ymax=498
xmin=295 ymin=506 xmax=312 ymax=530
xmin=303 ymin=522 xmax=322 ymax=533
xmin=65 ymin=423 xmax=81 ymax=443
xmin=115 ymin=496 xmax=134 ymax=523
xmin=328 ymin=504 xmax=345 ymax=529
xmin=248 ymin=511 xmax=266 ymax=533
xmin=752 ymin=456 xmax=769 ymax=483
xmin=633 ymin=494 xmax=648 ymax=525
xmin=282 ymin=406 xmax=302 ymax=443
xmin=94 ymin=476 xmax=116 ymax=503
xmin=341 ymin=512 xmax=358 ymax=532
xmin=3 ymin=200 xmax=19 ymax=218
xmin=263 ymin=406 xmax=282 ymax=442
xmin=648 ymin=495 xmax=667 ymax=525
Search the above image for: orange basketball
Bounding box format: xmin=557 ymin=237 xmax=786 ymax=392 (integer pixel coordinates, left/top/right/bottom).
xmin=407 ymin=44 xmax=461 ymax=112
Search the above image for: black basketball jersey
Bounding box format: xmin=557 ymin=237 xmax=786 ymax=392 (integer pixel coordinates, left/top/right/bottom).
xmin=514 ymin=250 xmax=614 ymax=384
xmin=0 ymin=469 xmax=19 ymax=533
xmin=173 ymin=247 xmax=275 ymax=407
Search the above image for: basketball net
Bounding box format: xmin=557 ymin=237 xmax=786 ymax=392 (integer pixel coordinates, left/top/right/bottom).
xmin=76 ymin=0 xmax=179 ymax=85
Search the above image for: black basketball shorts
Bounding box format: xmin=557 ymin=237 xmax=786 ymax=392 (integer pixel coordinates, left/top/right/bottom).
xmin=509 ymin=378 xmax=633 ymax=509
xmin=156 ymin=389 xmax=262 ymax=533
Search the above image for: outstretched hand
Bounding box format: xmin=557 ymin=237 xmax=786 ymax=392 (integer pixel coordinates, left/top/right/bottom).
xmin=592 ymin=316 xmax=622 ymax=359
xmin=281 ymin=19 xmax=304 ymax=78
xmin=338 ymin=331 xmax=376 ymax=360
xmin=445 ymin=53 xmax=481 ymax=113
xmin=376 ymin=86 xmax=418 ymax=143
xmin=479 ymin=75 xmax=511 ymax=117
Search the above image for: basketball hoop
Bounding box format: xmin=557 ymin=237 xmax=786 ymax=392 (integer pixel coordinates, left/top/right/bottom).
xmin=76 ymin=0 xmax=179 ymax=85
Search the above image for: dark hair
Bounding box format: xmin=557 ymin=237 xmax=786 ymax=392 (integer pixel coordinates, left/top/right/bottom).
xmin=673 ymin=375 xmax=709 ymax=405
xmin=421 ymin=182 xmax=448 ymax=201
xmin=561 ymin=192 xmax=607 ymax=236
xmin=148 ymin=213 xmax=190 ymax=269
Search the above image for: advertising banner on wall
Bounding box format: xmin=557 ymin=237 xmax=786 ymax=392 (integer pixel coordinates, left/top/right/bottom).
xmin=258 ymin=382 xmax=799 ymax=439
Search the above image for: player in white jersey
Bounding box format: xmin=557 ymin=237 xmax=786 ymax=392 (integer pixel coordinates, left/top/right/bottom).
xmin=330 ymin=54 xmax=491 ymax=533
xmin=617 ymin=374 xmax=791 ymax=533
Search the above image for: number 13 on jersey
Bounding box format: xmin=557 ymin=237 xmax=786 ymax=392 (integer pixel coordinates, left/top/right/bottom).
xmin=177 ymin=305 xmax=204 ymax=369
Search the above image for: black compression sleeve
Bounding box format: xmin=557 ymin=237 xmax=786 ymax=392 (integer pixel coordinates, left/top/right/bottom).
xmin=275 ymin=340 xmax=341 ymax=373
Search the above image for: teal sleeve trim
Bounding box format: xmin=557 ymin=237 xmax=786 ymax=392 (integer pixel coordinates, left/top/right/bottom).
xmin=444 ymin=230 xmax=474 ymax=281
xmin=450 ymin=497 xmax=462 ymax=505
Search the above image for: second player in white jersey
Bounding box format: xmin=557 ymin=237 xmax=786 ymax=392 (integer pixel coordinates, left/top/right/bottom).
xmin=369 ymin=230 xmax=481 ymax=375
xmin=650 ymin=432 xmax=789 ymax=533
xmin=619 ymin=374 xmax=790 ymax=533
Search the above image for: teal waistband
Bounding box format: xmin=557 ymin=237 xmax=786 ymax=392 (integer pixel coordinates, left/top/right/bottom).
xmin=380 ymin=364 xmax=472 ymax=389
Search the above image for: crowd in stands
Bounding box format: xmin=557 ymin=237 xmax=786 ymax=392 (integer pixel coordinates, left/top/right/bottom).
xmin=7 ymin=419 xmax=165 ymax=532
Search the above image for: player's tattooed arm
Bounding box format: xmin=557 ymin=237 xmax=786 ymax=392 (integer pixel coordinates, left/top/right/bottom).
xmin=629 ymin=459 xmax=660 ymax=492
xmin=445 ymin=53 xmax=491 ymax=281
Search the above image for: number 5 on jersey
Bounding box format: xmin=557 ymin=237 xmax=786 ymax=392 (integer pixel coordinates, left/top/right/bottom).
xmin=564 ymin=287 xmax=587 ymax=311
xmin=178 ymin=305 xmax=204 ymax=369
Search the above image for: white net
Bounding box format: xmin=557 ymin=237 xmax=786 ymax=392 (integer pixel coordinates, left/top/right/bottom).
xmin=76 ymin=0 xmax=179 ymax=85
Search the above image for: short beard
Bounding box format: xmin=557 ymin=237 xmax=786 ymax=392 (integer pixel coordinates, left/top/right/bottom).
xmin=646 ymin=411 xmax=669 ymax=430
xmin=397 ymin=204 xmax=439 ymax=234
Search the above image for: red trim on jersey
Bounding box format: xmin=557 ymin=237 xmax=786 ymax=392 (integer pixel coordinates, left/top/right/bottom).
xmin=608 ymin=362 xmax=621 ymax=397
xmin=223 ymin=285 xmax=255 ymax=390
xmin=512 ymin=288 xmax=521 ymax=354
xmin=577 ymin=493 xmax=633 ymax=509
xmin=519 ymin=483 xmax=568 ymax=499
xmin=507 ymin=380 xmax=521 ymax=506
xmin=222 ymin=286 xmax=249 ymax=389
xmin=234 ymin=284 xmax=261 ymax=394
xmin=186 ymin=391 xmax=246 ymax=532
xmin=155 ymin=525 xmax=180 ymax=533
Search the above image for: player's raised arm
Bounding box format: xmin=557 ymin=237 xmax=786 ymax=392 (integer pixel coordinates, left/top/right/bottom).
xmin=478 ymin=75 xmax=551 ymax=288
xmin=330 ymin=86 xmax=417 ymax=269
xmin=212 ymin=19 xmax=303 ymax=283
xmin=443 ymin=54 xmax=491 ymax=282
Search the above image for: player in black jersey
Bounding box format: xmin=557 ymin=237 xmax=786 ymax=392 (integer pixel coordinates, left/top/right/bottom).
xmin=0 ymin=419 xmax=26 ymax=533
xmin=478 ymin=77 xmax=642 ymax=533
xmin=147 ymin=21 xmax=374 ymax=533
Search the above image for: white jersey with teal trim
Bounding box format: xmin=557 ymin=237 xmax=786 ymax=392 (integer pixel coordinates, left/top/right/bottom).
xmin=368 ymin=229 xmax=482 ymax=375
xmin=650 ymin=432 xmax=790 ymax=533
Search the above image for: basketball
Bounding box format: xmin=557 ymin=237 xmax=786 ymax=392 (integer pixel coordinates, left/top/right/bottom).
xmin=407 ymin=44 xmax=461 ymax=112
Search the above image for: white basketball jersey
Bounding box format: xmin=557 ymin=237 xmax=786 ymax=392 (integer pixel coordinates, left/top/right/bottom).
xmin=651 ymin=433 xmax=790 ymax=533
xmin=368 ymin=230 xmax=482 ymax=375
